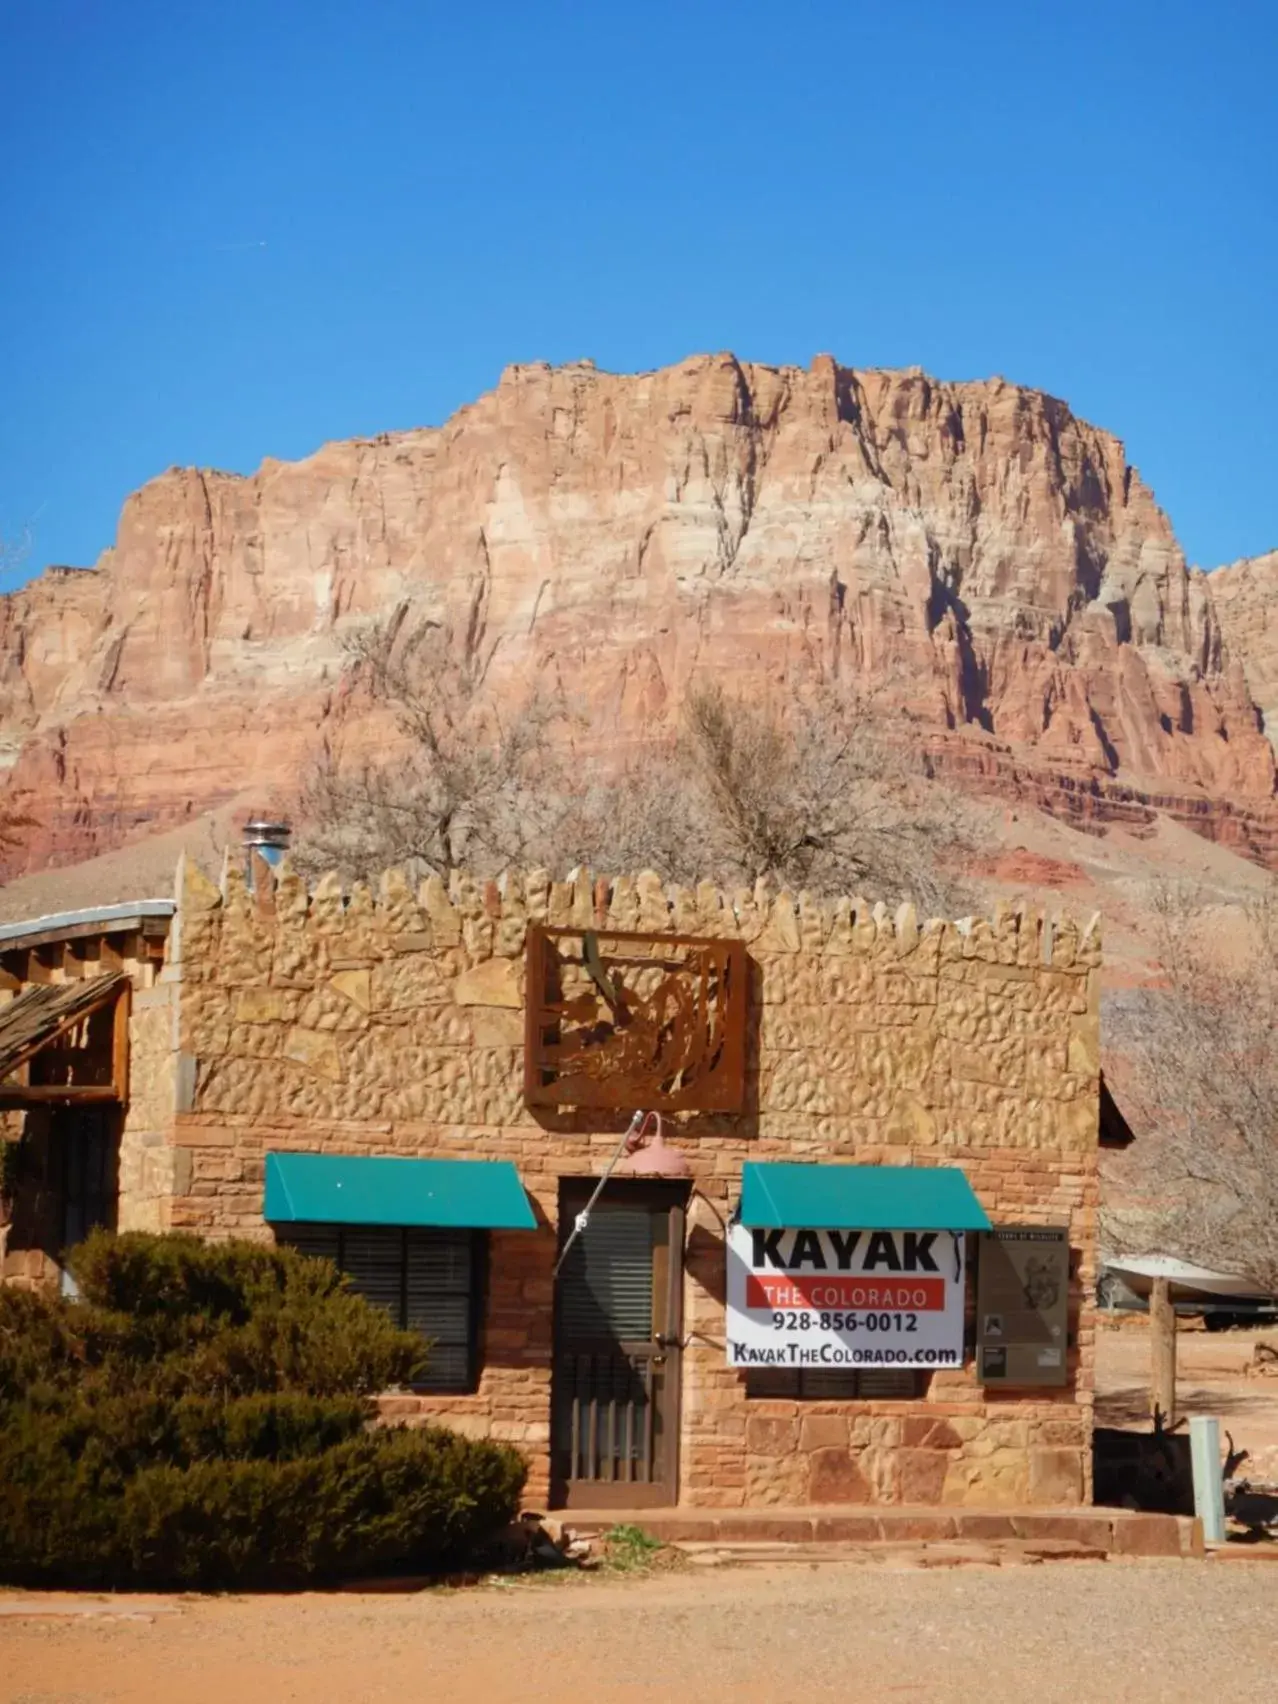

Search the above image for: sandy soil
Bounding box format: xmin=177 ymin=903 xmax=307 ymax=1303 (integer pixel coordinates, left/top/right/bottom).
xmin=3 ymin=1561 xmax=1278 ymax=1704
xmin=1095 ymin=1318 xmax=1278 ymax=1475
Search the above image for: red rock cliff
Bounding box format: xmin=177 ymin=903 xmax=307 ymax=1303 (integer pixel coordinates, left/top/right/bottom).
xmin=1 ymin=353 xmax=1275 ymax=872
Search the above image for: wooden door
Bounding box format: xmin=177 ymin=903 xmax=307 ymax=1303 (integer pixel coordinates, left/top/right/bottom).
xmin=551 ymin=1181 xmax=686 ymax=1508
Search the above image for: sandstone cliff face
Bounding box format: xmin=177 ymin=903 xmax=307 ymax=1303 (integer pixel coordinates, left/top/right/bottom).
xmin=1210 ymin=550 xmax=1278 ymax=756
xmin=1 ymin=353 xmax=1274 ymax=873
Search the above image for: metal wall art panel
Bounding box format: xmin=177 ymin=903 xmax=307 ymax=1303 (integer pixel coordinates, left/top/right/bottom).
xmin=524 ymin=926 xmax=748 ymax=1112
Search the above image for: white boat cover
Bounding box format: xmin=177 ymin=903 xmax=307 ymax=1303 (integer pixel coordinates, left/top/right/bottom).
xmin=1103 ymin=1254 xmax=1262 ymax=1300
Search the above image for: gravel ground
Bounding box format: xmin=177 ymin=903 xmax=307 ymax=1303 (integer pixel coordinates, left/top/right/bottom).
xmin=3 ymin=1562 xmax=1276 ymax=1704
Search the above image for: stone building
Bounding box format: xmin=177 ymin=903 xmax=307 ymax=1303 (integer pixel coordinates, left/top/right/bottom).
xmin=1 ymin=852 xmax=1105 ymax=1511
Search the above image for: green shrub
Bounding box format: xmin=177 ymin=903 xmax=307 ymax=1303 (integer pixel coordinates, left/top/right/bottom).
xmin=0 ymin=1232 xmax=526 ymax=1589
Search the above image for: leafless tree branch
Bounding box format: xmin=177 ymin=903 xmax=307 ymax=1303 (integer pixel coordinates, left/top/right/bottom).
xmin=1104 ymin=879 xmax=1278 ymax=1291
xmin=293 ymin=617 xmax=577 ymax=884
xmin=295 ymin=638 xmax=977 ymax=917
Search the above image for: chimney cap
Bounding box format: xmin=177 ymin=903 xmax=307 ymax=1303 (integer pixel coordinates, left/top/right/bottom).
xmin=243 ymin=819 xmax=291 ymax=846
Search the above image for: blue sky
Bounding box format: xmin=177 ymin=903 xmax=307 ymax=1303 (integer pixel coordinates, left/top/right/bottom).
xmin=1 ymin=0 xmax=1274 ymax=591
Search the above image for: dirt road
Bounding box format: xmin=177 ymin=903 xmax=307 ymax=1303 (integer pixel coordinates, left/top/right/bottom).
xmin=4 ymin=1562 xmax=1277 ymax=1704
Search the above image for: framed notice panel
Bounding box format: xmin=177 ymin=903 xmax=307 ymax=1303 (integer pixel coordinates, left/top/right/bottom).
xmin=976 ymin=1225 xmax=1070 ymax=1387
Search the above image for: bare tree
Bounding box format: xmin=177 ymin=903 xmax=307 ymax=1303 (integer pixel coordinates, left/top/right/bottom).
xmin=1104 ymin=881 xmax=1278 ymax=1292
xmin=553 ymin=682 xmax=976 ymax=916
xmin=297 ymin=626 xmax=975 ymax=917
xmin=294 ymin=613 xmax=574 ymax=884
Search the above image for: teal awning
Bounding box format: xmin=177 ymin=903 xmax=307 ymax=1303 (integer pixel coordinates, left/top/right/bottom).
xmin=739 ymin=1162 xmax=991 ymax=1231
xmin=264 ymin=1153 xmax=537 ymax=1229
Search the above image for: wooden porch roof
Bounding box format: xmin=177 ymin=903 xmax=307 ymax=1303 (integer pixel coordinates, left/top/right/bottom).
xmin=0 ymin=970 xmax=129 ymax=1086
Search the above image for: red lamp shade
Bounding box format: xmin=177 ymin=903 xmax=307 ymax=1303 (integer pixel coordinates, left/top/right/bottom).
xmin=619 ymin=1113 xmax=690 ymax=1179
xmin=624 ymin=1129 xmax=691 ymax=1178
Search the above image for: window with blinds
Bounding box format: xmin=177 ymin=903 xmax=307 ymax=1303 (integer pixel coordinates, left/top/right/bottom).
xmin=278 ymin=1224 xmax=482 ymax=1393
xmin=556 ymin=1205 xmax=655 ymax=1344
xmin=744 ymin=1368 xmax=927 ymax=1400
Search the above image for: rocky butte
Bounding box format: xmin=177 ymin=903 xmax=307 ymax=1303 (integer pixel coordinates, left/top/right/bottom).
xmin=0 ymin=352 xmax=1275 ymax=876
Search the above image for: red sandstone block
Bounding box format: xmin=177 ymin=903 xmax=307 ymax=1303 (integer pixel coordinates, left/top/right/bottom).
xmin=814 ymin=1516 xmax=883 ymax=1542
xmin=1037 ymin=1421 xmax=1086 ymax=1447
xmin=902 ymin=1417 xmax=963 ymax=1449
xmin=1109 ymin=1514 xmax=1191 ymax=1558
xmin=1010 ymin=1514 xmax=1112 ymax=1545
xmin=954 ymin=1513 xmax=1018 ymax=1541
xmin=879 ymin=1513 xmax=958 ymax=1541
xmin=725 ymin=1517 xmax=818 ymax=1542
xmin=899 ymin=1450 xmax=952 ymax=1504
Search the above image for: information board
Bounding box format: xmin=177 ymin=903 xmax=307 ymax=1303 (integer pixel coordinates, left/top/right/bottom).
xmin=976 ymin=1225 xmax=1070 ymax=1387
xmin=726 ymin=1223 xmax=967 ymax=1371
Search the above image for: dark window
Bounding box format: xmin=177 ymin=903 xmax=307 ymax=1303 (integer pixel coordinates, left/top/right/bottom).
xmin=744 ymin=1368 xmax=927 ymax=1400
xmin=46 ymin=1105 xmax=119 ymax=1252
xmin=277 ymin=1224 xmax=482 ymax=1393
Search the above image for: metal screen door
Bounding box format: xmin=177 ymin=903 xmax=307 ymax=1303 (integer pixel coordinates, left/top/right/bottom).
xmin=551 ymin=1181 xmax=686 ymax=1508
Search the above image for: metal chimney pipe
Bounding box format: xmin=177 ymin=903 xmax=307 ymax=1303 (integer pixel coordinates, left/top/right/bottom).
xmin=243 ymin=819 xmax=291 ymax=889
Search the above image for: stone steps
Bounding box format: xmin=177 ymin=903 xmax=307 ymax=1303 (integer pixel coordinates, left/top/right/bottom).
xmin=675 ymin=1536 xmax=1108 ymax=1568
xmin=561 ymin=1506 xmax=1204 ymax=1560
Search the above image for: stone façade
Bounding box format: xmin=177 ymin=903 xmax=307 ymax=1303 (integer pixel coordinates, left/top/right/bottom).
xmin=142 ymin=853 xmax=1103 ymax=1511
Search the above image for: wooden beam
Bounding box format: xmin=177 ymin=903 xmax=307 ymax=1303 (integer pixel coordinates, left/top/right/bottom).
xmin=1150 ymin=1277 xmax=1177 ymax=1424
xmin=112 ymin=978 xmax=131 ymax=1103
xmin=22 ymin=949 xmax=54 ymax=986
xmin=0 ymin=1084 xmax=121 ymax=1107
xmin=59 ymin=941 xmax=88 ymax=981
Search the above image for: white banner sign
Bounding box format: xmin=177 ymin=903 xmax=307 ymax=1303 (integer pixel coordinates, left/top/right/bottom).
xmin=726 ymin=1223 xmax=967 ymax=1371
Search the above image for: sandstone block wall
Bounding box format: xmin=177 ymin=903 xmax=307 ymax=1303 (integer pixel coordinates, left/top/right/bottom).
xmin=117 ymin=978 xmax=184 ymax=1234
xmin=165 ymin=855 xmax=1102 ymax=1509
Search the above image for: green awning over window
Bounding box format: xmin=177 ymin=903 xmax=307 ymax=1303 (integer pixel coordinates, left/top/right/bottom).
xmin=738 ymin=1162 xmax=991 ymax=1231
xmin=264 ymin=1153 xmax=537 ymax=1230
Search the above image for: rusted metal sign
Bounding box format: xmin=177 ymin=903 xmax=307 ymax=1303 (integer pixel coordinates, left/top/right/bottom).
xmin=524 ymin=926 xmax=748 ymax=1112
